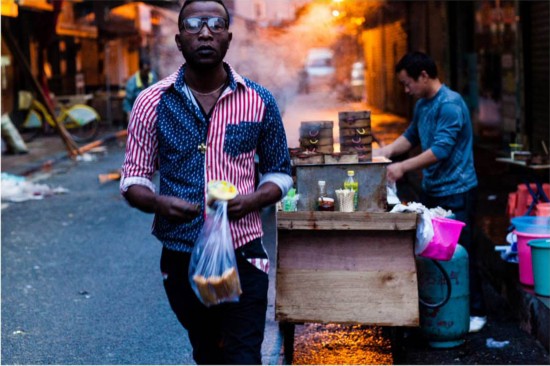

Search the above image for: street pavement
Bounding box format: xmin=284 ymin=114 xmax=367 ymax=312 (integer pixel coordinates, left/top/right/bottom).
xmin=1 ymin=138 xmax=285 ymax=364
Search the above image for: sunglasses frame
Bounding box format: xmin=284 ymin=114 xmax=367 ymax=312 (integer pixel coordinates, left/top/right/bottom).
xmin=180 ymin=16 xmax=228 ymax=34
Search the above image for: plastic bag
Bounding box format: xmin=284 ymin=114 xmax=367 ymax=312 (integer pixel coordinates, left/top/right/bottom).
xmin=390 ymin=202 xmax=434 ymax=255
xmin=189 ymin=200 xmax=242 ymax=307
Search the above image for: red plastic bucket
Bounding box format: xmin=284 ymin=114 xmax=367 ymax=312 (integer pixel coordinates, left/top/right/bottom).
xmin=515 ymin=230 xmax=550 ymax=286
xmin=536 ymin=203 xmax=550 ymax=217
xmin=419 ymin=216 xmax=465 ymax=261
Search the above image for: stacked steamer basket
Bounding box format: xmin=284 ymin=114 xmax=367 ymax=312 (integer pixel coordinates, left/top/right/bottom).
xmin=299 ymin=121 xmax=334 ymax=154
xmin=338 ymin=110 xmax=372 ymax=162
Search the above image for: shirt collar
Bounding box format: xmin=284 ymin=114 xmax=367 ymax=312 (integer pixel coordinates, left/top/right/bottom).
xmin=174 ymin=62 xmax=247 ymax=93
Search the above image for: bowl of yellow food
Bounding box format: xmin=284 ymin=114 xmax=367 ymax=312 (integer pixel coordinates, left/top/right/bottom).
xmin=207 ymin=180 xmax=238 ymax=201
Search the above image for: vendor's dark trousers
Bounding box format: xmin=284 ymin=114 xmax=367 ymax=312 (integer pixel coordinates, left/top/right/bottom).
xmin=421 ymin=187 xmax=487 ymax=316
xmin=160 ymin=241 xmax=268 ymax=365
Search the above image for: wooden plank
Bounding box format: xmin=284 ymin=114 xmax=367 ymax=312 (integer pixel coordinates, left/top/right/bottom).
xmin=275 ymin=269 xmax=419 ymax=326
xmin=277 ymin=230 xmax=415 ymax=271
xmin=277 ymin=211 xmax=418 ymax=231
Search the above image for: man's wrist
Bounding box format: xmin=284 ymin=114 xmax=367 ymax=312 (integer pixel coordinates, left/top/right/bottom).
xmin=398 ymin=160 xmax=409 ymax=174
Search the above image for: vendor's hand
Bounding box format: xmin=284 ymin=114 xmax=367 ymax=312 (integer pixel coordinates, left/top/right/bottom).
xmin=373 ymin=148 xmax=383 ymax=158
xmin=386 ymin=162 xmax=405 ymax=182
xmin=226 ymin=194 xmax=259 ymax=220
xmin=155 ymin=195 xmax=200 ymax=222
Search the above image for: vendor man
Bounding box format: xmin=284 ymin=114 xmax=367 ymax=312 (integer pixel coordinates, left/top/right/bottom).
xmin=373 ymin=51 xmax=487 ymax=333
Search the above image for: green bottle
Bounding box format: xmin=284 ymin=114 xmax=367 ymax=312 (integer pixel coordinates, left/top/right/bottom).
xmin=344 ymin=170 xmax=358 ymax=210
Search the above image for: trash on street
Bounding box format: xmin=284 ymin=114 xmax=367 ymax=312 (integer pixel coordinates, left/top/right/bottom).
xmin=1 ymin=172 xmax=69 ymax=202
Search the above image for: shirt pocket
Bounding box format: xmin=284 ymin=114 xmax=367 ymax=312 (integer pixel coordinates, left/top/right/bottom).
xmin=224 ymin=121 xmax=261 ymax=158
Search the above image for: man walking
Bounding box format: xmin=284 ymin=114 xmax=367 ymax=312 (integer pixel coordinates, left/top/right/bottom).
xmin=120 ymin=0 xmax=292 ymax=363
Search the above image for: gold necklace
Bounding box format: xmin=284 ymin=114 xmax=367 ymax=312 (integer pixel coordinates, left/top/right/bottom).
xmin=188 ymin=81 xmax=226 ymax=96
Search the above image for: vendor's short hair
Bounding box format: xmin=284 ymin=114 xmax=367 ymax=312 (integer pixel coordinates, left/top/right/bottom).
xmin=395 ymin=52 xmax=438 ymax=80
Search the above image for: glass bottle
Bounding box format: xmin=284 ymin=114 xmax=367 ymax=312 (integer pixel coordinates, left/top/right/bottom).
xmin=317 ymin=180 xmax=334 ymax=211
xmin=344 ymin=170 xmax=358 ymax=210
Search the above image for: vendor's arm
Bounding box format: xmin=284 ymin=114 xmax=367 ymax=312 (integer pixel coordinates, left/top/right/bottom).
xmin=374 ymin=108 xmax=419 ymax=159
xmin=386 ymin=148 xmax=438 ymax=182
xmin=227 ymin=91 xmax=292 ymax=220
xmin=374 ymin=135 xmax=413 ymax=159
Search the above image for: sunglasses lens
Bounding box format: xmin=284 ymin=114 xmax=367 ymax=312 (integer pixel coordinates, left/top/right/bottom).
xmin=207 ymin=17 xmax=226 ymax=33
xmin=183 ymin=17 xmax=202 ymax=33
xmin=182 ymin=17 xmax=226 ymax=34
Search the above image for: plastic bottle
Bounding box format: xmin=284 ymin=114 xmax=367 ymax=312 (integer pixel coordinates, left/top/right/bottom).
xmin=317 ymin=180 xmax=334 ymax=211
xmin=344 ymin=170 xmax=358 ymax=210
xmin=283 ymin=188 xmax=297 ymax=212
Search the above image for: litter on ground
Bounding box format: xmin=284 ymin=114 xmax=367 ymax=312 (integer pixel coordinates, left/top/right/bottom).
xmin=1 ymin=173 xmax=69 ymax=203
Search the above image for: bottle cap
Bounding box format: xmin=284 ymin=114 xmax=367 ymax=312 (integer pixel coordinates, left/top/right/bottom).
xmin=347 ymin=170 xmax=355 ymax=176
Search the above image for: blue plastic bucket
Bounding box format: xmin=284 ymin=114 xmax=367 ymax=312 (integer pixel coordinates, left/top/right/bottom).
xmin=511 ymin=216 xmax=550 ymax=234
xmin=528 ymin=239 xmax=550 ymax=297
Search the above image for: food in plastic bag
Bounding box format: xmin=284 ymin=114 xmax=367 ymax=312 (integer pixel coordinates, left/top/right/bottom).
xmin=193 ymin=267 xmax=241 ymax=306
xmin=189 ymin=200 xmax=242 ymax=307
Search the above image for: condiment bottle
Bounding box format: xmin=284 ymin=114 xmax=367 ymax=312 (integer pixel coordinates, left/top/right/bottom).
xmin=344 ymin=170 xmax=358 ymax=210
xmin=317 ymin=180 xmax=334 ymax=211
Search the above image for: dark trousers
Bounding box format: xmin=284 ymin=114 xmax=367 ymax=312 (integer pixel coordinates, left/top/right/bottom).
xmin=421 ymin=187 xmax=487 ymax=316
xmin=160 ymin=241 xmax=269 ymax=365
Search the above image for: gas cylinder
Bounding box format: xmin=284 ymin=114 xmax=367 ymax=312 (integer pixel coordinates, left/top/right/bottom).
xmin=416 ymin=244 xmax=469 ymax=348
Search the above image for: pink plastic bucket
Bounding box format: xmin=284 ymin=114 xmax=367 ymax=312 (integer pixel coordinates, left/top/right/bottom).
xmin=419 ymin=216 xmax=466 ymax=261
xmin=515 ymin=230 xmax=550 ymax=286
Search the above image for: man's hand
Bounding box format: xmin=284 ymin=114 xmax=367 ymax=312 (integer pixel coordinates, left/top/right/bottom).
xmin=124 ymin=185 xmax=200 ymax=222
xmin=155 ymin=195 xmax=200 ymax=223
xmin=373 ymin=147 xmax=386 ymax=158
xmin=226 ymin=194 xmax=260 ymax=220
xmin=386 ymin=162 xmax=405 ymax=182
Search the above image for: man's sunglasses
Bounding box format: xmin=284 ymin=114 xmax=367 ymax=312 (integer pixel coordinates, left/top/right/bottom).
xmin=180 ymin=17 xmax=228 ymax=34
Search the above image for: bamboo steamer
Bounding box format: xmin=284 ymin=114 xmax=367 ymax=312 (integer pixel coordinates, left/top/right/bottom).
xmin=300 ymin=121 xmax=334 ymax=154
xmin=338 ymin=111 xmax=372 ymax=162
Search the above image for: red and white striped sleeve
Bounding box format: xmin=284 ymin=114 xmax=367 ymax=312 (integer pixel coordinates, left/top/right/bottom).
xmin=120 ymin=71 xmax=179 ymax=193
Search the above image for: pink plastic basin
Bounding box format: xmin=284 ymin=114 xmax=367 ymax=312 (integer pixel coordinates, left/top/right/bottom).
xmin=419 ymin=216 xmax=465 ymax=261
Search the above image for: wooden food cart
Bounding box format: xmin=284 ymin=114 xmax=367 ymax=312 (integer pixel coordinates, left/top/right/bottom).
xmin=275 ymin=162 xmax=419 ymax=363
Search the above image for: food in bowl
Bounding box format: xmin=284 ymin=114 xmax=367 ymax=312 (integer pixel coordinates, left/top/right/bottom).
xmin=207 ymin=180 xmax=238 ymax=201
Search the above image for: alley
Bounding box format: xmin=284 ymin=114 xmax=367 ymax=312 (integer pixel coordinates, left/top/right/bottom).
xmin=2 ymin=88 xmax=549 ymax=364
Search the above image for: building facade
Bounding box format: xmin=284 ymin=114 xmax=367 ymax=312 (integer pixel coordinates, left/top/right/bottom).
xmin=359 ymin=0 xmax=549 ymax=155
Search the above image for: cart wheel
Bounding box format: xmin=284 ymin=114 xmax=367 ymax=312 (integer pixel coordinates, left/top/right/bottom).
xmin=383 ymin=326 xmax=407 ymax=365
xmin=279 ymin=322 xmax=295 ymax=364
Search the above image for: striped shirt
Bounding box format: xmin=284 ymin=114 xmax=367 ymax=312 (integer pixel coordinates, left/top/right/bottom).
xmin=120 ymin=63 xmax=292 ymax=273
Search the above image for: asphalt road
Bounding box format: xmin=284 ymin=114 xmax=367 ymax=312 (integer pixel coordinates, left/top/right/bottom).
xmin=2 ymin=144 xmax=195 ymax=364
xmin=1 ymin=142 xmax=283 ymax=364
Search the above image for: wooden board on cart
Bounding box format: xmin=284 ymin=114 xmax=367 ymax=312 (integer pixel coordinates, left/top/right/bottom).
xmin=276 ymin=211 xmax=419 ymax=327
